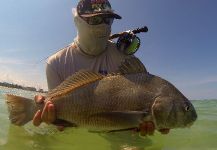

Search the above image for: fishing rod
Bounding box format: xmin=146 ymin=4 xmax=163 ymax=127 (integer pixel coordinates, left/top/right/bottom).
xmin=109 ymin=26 xmax=148 ymax=40
xmin=36 ymin=26 xmax=149 ymax=64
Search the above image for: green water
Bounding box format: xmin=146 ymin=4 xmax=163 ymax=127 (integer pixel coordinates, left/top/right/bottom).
xmin=0 ymin=86 xmax=217 ymax=150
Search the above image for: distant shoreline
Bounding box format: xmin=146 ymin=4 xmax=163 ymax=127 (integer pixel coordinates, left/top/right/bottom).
xmin=0 ymin=82 xmax=47 ymax=93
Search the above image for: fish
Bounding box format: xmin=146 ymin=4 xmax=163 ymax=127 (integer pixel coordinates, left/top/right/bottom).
xmin=5 ymin=57 xmax=197 ymax=132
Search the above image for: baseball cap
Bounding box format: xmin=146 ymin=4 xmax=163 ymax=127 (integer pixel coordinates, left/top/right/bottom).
xmin=77 ymin=0 xmax=122 ymax=19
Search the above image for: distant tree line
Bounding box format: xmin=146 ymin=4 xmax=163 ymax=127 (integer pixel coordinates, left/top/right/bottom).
xmin=0 ymin=82 xmax=46 ymax=93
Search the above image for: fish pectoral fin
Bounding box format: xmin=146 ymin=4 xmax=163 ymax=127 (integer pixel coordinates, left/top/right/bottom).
xmin=103 ymin=111 xmax=148 ymax=116
xmin=107 ymin=127 xmax=139 ymax=133
xmin=47 ymin=71 xmax=104 ymax=99
xmin=90 ymin=111 xmax=148 ymax=124
xmin=52 ymin=119 xmax=77 ymax=127
xmin=88 ymin=127 xmax=138 ymax=133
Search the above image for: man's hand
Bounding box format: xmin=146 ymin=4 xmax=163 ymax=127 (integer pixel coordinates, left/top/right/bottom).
xmin=139 ymin=121 xmax=155 ymax=136
xmin=138 ymin=121 xmax=170 ymax=136
xmin=33 ymin=95 xmax=56 ymax=126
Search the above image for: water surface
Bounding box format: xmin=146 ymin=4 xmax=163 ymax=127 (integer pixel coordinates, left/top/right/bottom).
xmin=0 ymin=86 xmax=216 ymax=150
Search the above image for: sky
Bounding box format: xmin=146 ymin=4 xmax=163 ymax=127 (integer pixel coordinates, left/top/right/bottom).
xmin=0 ymin=0 xmax=217 ymax=100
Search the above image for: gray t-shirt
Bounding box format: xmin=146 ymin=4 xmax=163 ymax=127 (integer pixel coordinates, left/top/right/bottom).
xmin=46 ymin=40 xmax=131 ymax=90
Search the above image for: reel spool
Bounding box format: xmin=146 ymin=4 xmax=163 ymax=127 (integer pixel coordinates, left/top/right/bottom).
xmin=116 ymin=31 xmax=141 ymax=55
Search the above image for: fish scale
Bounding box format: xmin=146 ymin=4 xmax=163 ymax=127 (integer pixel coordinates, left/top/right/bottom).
xmin=50 ymin=74 xmax=155 ymax=130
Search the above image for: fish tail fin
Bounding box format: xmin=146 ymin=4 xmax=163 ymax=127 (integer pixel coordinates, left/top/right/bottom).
xmin=5 ymin=94 xmax=37 ymax=126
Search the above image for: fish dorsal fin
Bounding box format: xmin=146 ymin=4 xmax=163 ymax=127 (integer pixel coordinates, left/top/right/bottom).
xmin=47 ymin=71 xmax=104 ymax=99
xmin=118 ymin=57 xmax=147 ymax=75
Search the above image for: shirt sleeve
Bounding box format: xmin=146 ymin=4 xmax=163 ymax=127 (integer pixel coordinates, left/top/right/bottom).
xmin=46 ymin=63 xmax=62 ymax=91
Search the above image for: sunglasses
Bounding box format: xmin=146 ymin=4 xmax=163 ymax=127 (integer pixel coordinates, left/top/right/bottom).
xmin=82 ymin=16 xmax=114 ymax=25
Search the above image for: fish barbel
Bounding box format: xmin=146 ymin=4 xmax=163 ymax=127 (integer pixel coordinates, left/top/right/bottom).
xmin=5 ymin=57 xmax=197 ymax=132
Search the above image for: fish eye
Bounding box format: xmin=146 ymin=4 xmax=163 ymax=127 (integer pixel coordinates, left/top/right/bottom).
xmin=185 ymin=106 xmax=190 ymax=111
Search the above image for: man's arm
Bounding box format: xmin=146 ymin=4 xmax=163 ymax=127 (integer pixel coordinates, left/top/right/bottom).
xmin=46 ymin=63 xmax=62 ymax=91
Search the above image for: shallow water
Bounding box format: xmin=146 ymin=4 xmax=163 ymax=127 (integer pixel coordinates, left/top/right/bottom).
xmin=0 ymin=86 xmax=217 ymax=150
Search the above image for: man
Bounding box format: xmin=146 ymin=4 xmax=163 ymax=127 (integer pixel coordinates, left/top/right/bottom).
xmin=33 ymin=0 xmax=159 ymax=136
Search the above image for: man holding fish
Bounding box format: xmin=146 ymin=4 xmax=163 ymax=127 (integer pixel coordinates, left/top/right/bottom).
xmin=6 ymin=0 xmax=196 ymax=135
xmin=32 ymin=0 xmax=158 ymax=135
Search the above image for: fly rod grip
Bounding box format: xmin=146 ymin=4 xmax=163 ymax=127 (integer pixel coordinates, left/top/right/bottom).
xmin=132 ymin=26 xmax=148 ymax=34
xmin=109 ymin=26 xmax=148 ymax=40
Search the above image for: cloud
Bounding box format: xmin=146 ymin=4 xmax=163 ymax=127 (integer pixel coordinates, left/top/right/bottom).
xmin=0 ymin=70 xmax=47 ymax=90
xmin=0 ymin=58 xmax=47 ymax=90
xmin=175 ymin=76 xmax=217 ymax=88
xmin=196 ymin=77 xmax=217 ymax=85
xmin=0 ymin=57 xmax=35 ymax=66
xmin=171 ymin=76 xmax=217 ymax=100
xmin=0 ymin=48 xmax=26 ymax=53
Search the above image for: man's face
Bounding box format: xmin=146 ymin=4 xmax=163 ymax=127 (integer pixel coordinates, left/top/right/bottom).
xmin=81 ymin=15 xmax=114 ymax=25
